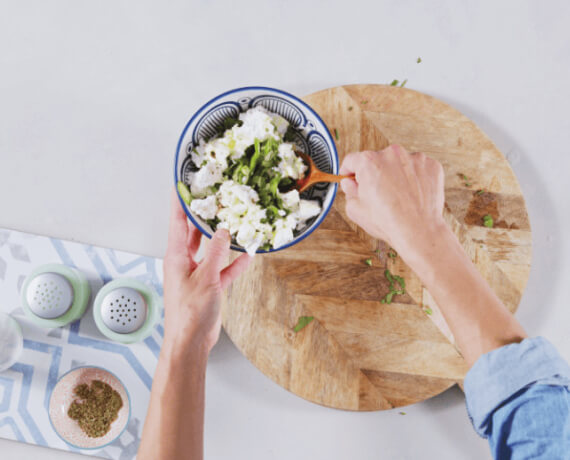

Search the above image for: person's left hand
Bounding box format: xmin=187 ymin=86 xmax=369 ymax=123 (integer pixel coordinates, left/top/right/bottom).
xmin=163 ymin=190 xmax=252 ymax=353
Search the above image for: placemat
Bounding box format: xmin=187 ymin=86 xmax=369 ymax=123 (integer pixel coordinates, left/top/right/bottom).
xmin=0 ymin=228 xmax=164 ymax=459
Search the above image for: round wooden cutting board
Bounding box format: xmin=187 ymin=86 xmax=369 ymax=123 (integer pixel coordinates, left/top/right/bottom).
xmin=222 ymin=84 xmax=532 ymax=410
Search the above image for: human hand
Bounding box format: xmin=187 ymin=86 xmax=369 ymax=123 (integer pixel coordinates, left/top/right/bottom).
xmin=163 ymin=190 xmax=252 ymax=353
xmin=339 ymin=145 xmax=445 ymax=255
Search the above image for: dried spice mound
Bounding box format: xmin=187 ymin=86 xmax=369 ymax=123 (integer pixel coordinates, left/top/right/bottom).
xmin=67 ymin=380 xmax=123 ymax=438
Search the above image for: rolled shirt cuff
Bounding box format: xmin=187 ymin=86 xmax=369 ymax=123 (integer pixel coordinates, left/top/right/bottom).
xmin=464 ymin=336 xmax=570 ymax=437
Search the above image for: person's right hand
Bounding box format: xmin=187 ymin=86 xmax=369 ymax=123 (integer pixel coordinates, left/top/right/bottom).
xmin=339 ymin=144 xmax=445 ymax=254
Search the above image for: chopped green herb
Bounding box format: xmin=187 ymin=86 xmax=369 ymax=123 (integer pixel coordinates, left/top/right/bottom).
xmin=424 ymin=307 xmax=433 ymax=315
xmin=365 ymin=258 xmax=372 ymax=266
xmin=388 ymin=248 xmax=397 ymax=258
xmin=361 ymin=100 xmax=368 ymax=105
xmin=390 ymin=79 xmax=399 ymax=86
xmin=483 ymin=214 xmax=494 ymax=228
xmin=215 ymin=117 xmax=242 ymax=137
xmin=348 ymin=106 xmax=353 ymax=111
xmin=381 ymin=292 xmax=394 ymax=304
xmin=476 ymin=189 xmax=485 ymax=195
xmin=206 ymin=217 xmax=220 ymax=228
xmin=283 ymin=125 xmax=297 ymax=143
xmin=399 ymin=411 xmax=406 ymax=415
xmin=393 ymin=275 xmax=405 ymax=291
xmin=177 ymin=181 xmax=193 ymax=205
xmin=294 ymin=316 xmax=314 ymax=332
xmin=334 ymin=128 xmax=339 ymax=141
xmin=381 ymin=269 xmax=406 ymax=304
xmin=461 ymin=174 xmax=471 ymax=187
xmin=249 ymin=138 xmax=262 ymax=172
xmin=400 ymin=79 xmax=408 ymax=87
xmin=417 ymin=57 xmax=422 ymax=63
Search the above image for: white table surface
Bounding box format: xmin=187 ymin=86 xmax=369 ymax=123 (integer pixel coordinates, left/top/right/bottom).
xmin=1 ymin=1 xmax=569 ymax=458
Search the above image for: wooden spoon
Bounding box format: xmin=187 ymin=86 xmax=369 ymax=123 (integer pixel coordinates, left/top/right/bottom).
xmin=295 ymin=152 xmax=354 ymax=193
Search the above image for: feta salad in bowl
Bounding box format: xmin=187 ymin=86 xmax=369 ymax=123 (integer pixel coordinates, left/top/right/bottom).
xmin=175 ymin=87 xmax=338 ymax=255
xmin=178 ymin=106 xmax=322 ymax=255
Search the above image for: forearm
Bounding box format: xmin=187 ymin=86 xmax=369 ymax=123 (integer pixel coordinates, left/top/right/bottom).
xmin=398 ymin=220 xmax=526 ymax=367
xmin=138 ymin=337 xmax=209 ymax=460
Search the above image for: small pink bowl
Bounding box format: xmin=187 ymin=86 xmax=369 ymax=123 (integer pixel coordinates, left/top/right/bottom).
xmin=48 ymin=366 xmax=131 ymax=449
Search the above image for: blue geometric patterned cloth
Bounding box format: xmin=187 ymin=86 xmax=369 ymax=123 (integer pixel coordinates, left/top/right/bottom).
xmin=0 ymin=228 xmax=164 ymax=459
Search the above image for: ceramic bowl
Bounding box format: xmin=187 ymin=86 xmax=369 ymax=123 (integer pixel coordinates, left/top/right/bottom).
xmin=174 ymin=86 xmax=338 ymax=254
xmin=48 ymin=366 xmax=131 ymax=450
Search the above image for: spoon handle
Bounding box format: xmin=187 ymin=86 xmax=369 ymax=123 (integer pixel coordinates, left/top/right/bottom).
xmin=298 ymin=171 xmax=355 ymax=192
xmin=311 ymin=171 xmax=354 ymax=184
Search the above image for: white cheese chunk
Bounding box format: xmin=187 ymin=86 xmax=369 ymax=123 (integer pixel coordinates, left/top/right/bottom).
xmin=274 ymin=143 xmax=307 ymax=179
xmin=297 ymin=199 xmax=322 ymax=221
xmin=189 ymin=162 xmax=224 ymax=198
xmin=272 ymin=215 xmax=297 ymax=249
xmin=279 ymin=189 xmax=300 ymax=211
xmin=215 ymin=180 xmax=271 ymax=254
xmin=190 ymin=195 xmax=218 ymax=220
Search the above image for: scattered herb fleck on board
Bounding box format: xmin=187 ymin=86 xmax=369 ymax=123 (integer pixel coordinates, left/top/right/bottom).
xmin=67 ymin=380 xmax=123 ymax=438
xmin=483 ymin=214 xmax=494 ymax=228
xmin=399 ymin=79 xmax=408 ymax=87
xmin=462 ymin=174 xmax=472 ymax=187
xmin=417 ymin=57 xmax=422 ymax=63
xmin=424 ymin=307 xmax=433 ymax=315
xmin=334 ymin=128 xmax=340 ymax=141
xmin=364 ymin=258 xmax=372 ymax=266
xmin=294 ymin=316 xmax=314 ymax=332
xmin=348 ymin=106 xmax=353 ymax=111
xmin=399 ymin=411 xmax=406 ymax=415
xmin=381 ymin=269 xmax=406 ymax=304
xmin=390 ymin=79 xmax=399 ymax=86
xmin=476 ymin=189 xmax=485 ymax=195
xmin=387 ymin=248 xmax=398 ymax=259
xmin=361 ymin=100 xmax=368 ymax=105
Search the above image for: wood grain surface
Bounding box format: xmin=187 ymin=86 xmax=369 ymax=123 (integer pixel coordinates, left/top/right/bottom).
xmin=222 ymin=84 xmax=532 ymax=410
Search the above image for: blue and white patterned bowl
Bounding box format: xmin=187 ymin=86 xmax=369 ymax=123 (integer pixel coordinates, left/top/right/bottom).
xmin=174 ymin=86 xmax=338 ymax=254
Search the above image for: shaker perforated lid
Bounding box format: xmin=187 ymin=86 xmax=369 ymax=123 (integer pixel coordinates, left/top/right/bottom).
xmin=25 ymin=272 xmax=74 ymax=319
xmin=100 ymin=287 xmax=147 ymax=334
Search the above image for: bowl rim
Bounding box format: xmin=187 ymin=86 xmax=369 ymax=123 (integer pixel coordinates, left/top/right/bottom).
xmin=48 ymin=365 xmax=132 ymax=450
xmin=174 ymin=85 xmax=338 ymax=254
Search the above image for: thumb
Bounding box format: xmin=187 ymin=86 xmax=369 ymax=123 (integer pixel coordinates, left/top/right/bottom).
xmin=203 ymin=229 xmax=231 ymax=275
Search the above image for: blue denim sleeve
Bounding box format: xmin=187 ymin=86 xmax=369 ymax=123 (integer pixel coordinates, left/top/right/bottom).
xmin=464 ymin=337 xmax=570 ymax=459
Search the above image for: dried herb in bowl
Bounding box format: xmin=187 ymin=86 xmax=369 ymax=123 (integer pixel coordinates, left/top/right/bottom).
xmin=67 ymin=380 xmax=123 ymax=438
